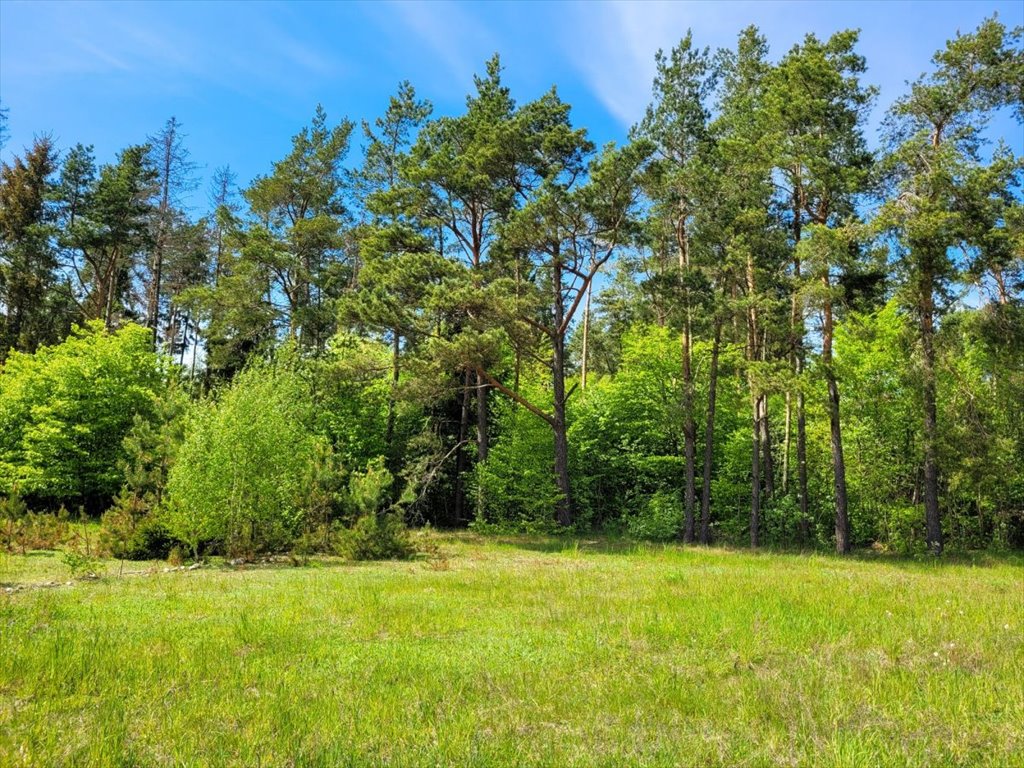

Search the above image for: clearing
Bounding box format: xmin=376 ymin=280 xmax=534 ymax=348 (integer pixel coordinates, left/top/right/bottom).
xmin=1 ymin=534 xmax=1022 ymax=767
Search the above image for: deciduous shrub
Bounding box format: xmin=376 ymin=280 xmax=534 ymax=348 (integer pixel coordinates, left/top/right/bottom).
xmin=627 ymin=490 xmax=684 ymax=542
xmin=0 ymin=321 xmax=165 ymax=507
xmin=165 ymin=363 xmax=317 ymax=557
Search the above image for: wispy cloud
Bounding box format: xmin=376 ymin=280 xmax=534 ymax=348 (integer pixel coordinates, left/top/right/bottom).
xmin=566 ymin=0 xmax=737 ymax=128
xmin=70 ymin=38 xmax=132 ymax=73
xmin=384 ymin=0 xmax=496 ymax=86
xmin=2 ymin=0 xmax=347 ymax=99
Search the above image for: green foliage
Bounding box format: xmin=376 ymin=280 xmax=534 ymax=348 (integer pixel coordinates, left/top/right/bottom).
xmin=165 ymin=362 xmax=317 ymax=557
xmin=56 ymin=144 xmax=157 ymax=327
xmin=311 ymin=334 xmax=395 ymax=469
xmin=571 ymin=326 xmax=746 ymax=533
xmin=627 ymin=490 xmax=684 ymax=541
xmin=473 ymin=384 xmax=561 ymax=533
xmin=337 ymin=512 xmax=415 ymax=561
xmin=347 ymin=457 xmax=392 ymax=518
xmin=571 ymin=325 xmax=683 ymax=525
xmin=101 ymin=495 xmax=174 ymax=560
xmin=0 ymin=486 xmax=28 ymax=551
xmin=876 ymin=504 xmax=930 ymax=555
xmin=99 ymin=383 xmax=187 ymax=560
xmin=0 ymin=322 xmax=165 ymax=506
xmin=333 ymin=458 xmax=416 ymax=561
xmin=0 ymin=136 xmax=71 ymax=359
xmin=59 ymin=548 xmax=100 ymax=578
xmin=241 ymin=105 xmax=353 ymax=351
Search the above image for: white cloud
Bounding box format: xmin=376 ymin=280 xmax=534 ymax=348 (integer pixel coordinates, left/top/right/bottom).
xmin=384 ymin=0 xmax=497 ymax=86
xmin=565 ymin=0 xmax=801 ymax=128
xmin=566 ymin=1 xmax=715 ymax=127
xmin=69 ymin=38 xmax=132 ymax=73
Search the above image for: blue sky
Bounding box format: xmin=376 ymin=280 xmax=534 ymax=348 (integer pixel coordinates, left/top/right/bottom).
xmin=2 ymin=0 xmax=1021 ymax=209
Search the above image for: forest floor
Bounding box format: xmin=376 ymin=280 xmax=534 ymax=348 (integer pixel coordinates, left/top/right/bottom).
xmin=1 ymin=532 xmax=1022 ymax=767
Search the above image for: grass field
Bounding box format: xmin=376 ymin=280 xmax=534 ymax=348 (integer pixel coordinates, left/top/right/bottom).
xmin=1 ymin=534 xmax=1022 ymax=767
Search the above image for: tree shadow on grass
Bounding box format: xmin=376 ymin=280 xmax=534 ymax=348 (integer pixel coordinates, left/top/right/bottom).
xmin=846 ymin=548 xmax=1024 ymax=572
xmin=457 ymin=531 xmax=642 ymax=557
xmin=445 ymin=530 xmax=1024 ymax=570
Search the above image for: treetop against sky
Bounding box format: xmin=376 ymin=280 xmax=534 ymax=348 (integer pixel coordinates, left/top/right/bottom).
xmin=1 ymin=0 xmax=1021 ymax=209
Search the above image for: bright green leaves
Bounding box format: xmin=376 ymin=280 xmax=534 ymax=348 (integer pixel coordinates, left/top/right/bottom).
xmin=0 ymin=321 xmax=165 ymax=503
xmin=165 ymin=362 xmax=318 ymax=556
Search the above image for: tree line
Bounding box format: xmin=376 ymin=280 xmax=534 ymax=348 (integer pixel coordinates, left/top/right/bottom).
xmin=1 ymin=18 xmax=1022 ymax=557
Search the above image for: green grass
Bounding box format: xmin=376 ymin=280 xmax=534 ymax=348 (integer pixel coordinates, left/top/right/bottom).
xmin=1 ymin=534 xmax=1022 ymax=767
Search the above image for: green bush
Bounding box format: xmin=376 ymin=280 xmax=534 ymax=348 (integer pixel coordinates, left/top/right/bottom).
xmin=473 ymin=388 xmax=561 ymax=533
xmin=336 ymin=458 xmax=416 ymax=561
xmin=627 ymin=490 xmax=684 ymax=542
xmin=347 ymin=457 xmax=393 ymax=518
xmin=0 ymin=487 xmax=28 ymax=550
xmin=338 ymin=512 xmax=416 ymax=561
xmin=0 ymin=321 xmax=166 ymax=506
xmin=878 ymin=504 xmax=928 ymax=555
xmin=164 ymin=363 xmax=317 ymax=557
xmin=101 ymin=495 xmax=174 ymax=560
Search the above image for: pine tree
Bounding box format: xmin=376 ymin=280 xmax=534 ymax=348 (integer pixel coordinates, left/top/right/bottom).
xmin=878 ymin=16 xmax=1023 ymax=554
xmin=244 ymin=105 xmax=354 ymax=352
xmin=145 ymin=117 xmax=197 ymax=350
xmin=57 ymin=144 xmax=157 ymax=330
xmin=634 ymin=31 xmax=718 ymax=542
xmin=0 ymin=135 xmax=68 ymax=357
xmin=766 ymin=30 xmax=877 ymax=552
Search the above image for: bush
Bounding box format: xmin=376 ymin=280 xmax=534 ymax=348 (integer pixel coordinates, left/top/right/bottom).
xmin=627 ymin=490 xmax=683 ymax=542
xmin=0 ymin=487 xmax=28 ymax=551
xmin=2 ymin=490 xmax=71 ymax=553
xmin=878 ymin=504 xmax=928 ymax=554
xmin=101 ymin=494 xmax=174 ymax=560
xmin=100 ymin=385 xmax=186 ymax=560
xmin=336 ymin=458 xmax=416 ymax=561
xmin=347 ymin=457 xmax=393 ymax=518
xmin=165 ymin=363 xmax=317 ymax=557
xmin=0 ymin=321 xmax=166 ymax=507
xmin=338 ymin=512 xmax=416 ymax=561
xmin=474 ymin=390 xmax=561 ymax=533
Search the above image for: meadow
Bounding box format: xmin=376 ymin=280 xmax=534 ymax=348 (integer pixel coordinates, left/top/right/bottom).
xmin=1 ymin=534 xmax=1022 ymax=767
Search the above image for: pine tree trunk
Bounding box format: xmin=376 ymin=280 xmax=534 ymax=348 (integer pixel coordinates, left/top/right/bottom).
xmin=581 ymin=281 xmax=591 ymax=391
xmin=385 ymin=329 xmax=400 ymax=454
xmin=751 ymin=400 xmax=761 ymax=549
xmin=552 ymin=348 xmax=573 ymax=528
xmin=827 ymin=372 xmax=850 ymax=553
xmin=552 ymin=256 xmax=573 ymax=527
xmin=682 ymin=314 xmax=696 ymax=543
xmin=679 ymin=217 xmax=696 ymax=542
xmin=919 ymin=263 xmax=943 ymax=555
xmin=746 ymin=251 xmax=760 ymax=548
xmin=476 ymin=373 xmax=489 ymax=464
xmin=103 ymin=258 xmax=118 ymax=331
xmin=453 ymin=370 xmax=472 ymax=525
xmin=147 ymin=134 xmax=174 ymax=347
xmin=782 ymin=391 xmax=791 ymax=493
xmin=177 ymin=312 xmax=187 ymax=365
xmin=760 ymin=394 xmax=775 ymax=499
xmin=700 ymin=320 xmax=721 ymax=545
xmin=822 ymin=292 xmax=850 ymax=554
xmin=797 ymin=387 xmax=810 ymax=542
xmin=791 ymin=197 xmax=809 ymax=540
